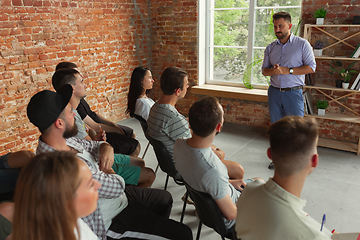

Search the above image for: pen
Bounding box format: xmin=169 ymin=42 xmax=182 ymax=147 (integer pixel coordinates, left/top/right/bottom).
xmin=99 ymin=125 xmax=102 ymax=132
xmin=320 ymin=214 xmax=326 ymax=231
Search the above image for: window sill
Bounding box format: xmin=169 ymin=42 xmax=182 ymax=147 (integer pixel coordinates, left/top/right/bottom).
xmin=191 ymin=84 xmax=268 ymax=102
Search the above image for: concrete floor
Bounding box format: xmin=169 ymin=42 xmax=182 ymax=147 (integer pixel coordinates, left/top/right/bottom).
xmin=119 ymin=118 xmax=360 ymax=239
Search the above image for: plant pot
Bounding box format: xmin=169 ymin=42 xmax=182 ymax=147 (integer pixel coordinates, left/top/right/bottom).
xmin=335 ymin=80 xmax=343 ymax=88
xmin=316 ymin=18 xmax=324 ymax=25
xmin=314 ymin=49 xmax=323 ymax=56
xmin=318 ymin=109 xmax=325 ymax=115
xmin=342 ymin=82 xmax=350 ymax=89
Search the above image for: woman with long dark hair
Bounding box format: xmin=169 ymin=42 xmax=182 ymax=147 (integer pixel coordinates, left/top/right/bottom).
xmin=12 ymin=151 xmax=100 ymax=240
xmin=126 ymin=67 xmax=155 ymax=120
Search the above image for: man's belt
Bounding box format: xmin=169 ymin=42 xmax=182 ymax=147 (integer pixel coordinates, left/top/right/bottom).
xmin=271 ymin=85 xmax=303 ymax=92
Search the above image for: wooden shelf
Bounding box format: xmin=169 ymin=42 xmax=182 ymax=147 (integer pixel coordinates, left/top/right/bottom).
xmin=304 ymin=83 xmax=360 ymax=92
xmin=315 ymin=56 xmax=360 ymax=61
xmin=305 ymin=113 xmax=360 ymax=123
xmin=317 ymin=137 xmax=360 ymax=155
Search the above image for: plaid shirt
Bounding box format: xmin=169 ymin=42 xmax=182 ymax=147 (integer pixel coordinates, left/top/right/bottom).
xmin=37 ymin=137 xmax=127 ymax=240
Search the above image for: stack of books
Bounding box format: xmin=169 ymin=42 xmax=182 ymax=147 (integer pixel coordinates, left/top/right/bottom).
xmin=351 ymin=43 xmax=360 ymax=58
xmin=350 ymin=73 xmax=360 ymax=90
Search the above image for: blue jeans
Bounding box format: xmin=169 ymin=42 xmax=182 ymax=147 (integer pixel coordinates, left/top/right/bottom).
xmin=268 ymin=86 xmax=304 ymax=124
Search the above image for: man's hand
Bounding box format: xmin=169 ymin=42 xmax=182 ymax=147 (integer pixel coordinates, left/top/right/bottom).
xmin=98 ymin=143 xmax=114 ymax=171
xmin=229 ymin=179 xmax=247 ymax=191
xmin=273 ymin=64 xmax=290 ymax=75
xmin=94 ymin=130 xmax=106 ymax=141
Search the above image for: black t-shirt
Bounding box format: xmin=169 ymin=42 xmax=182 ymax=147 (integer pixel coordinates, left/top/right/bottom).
xmin=77 ymin=98 xmax=103 ymax=123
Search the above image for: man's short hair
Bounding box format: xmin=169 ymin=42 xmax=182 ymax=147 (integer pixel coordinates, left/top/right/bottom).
xmin=189 ymin=97 xmax=223 ymax=138
xmin=267 ymin=116 xmax=318 ymax=177
xmin=160 ymin=67 xmax=188 ymax=95
xmin=52 ymin=68 xmax=79 ymax=92
xmin=55 ymin=62 xmax=78 ymax=71
xmin=273 ymin=11 xmax=291 ymax=23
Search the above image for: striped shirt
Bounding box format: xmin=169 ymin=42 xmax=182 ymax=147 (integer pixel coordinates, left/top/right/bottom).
xmin=147 ymin=103 xmax=191 ymax=156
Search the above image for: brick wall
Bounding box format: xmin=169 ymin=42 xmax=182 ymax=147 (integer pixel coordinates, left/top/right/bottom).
xmin=0 ymin=0 xmax=151 ymax=154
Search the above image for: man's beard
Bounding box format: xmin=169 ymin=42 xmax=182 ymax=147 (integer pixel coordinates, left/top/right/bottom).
xmin=63 ymin=121 xmax=78 ymax=139
xmin=276 ymin=31 xmax=289 ymax=40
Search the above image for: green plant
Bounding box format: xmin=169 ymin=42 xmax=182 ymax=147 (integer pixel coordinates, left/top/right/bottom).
xmin=316 ymin=100 xmax=328 ymax=109
xmin=328 ymin=60 xmax=357 ymax=81
xmin=314 ymin=7 xmax=327 ymax=18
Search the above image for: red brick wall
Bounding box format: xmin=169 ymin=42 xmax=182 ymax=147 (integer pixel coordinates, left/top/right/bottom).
xmin=0 ymin=0 xmax=151 ymax=154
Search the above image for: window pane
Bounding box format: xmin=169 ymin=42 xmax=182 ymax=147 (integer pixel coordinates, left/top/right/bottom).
xmin=214 ymin=9 xmax=249 ymax=47
xmin=251 ymin=49 xmax=270 ymax=85
xmin=214 ymin=0 xmax=249 ymax=9
xmin=257 ymin=0 xmax=302 ymax=7
xmin=213 ymin=47 xmax=247 ymax=82
xmin=254 ymin=8 xmax=276 ymax=48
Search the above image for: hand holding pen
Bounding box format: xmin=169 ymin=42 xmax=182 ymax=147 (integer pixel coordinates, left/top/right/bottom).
xmin=94 ymin=125 xmax=106 ymax=141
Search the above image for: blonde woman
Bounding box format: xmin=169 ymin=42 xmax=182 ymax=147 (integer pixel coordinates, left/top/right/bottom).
xmin=12 ymin=151 xmax=101 ymax=240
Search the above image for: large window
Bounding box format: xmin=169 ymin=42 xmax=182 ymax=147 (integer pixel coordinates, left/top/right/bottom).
xmin=199 ymin=0 xmax=302 ymax=88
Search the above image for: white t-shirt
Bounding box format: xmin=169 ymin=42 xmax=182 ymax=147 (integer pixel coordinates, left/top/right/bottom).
xmin=134 ymin=97 xmax=155 ymax=120
xmin=235 ymin=178 xmax=332 ymax=240
xmin=76 ymin=218 xmax=99 ymax=240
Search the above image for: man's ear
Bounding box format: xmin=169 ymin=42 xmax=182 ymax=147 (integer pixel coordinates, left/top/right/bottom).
xmin=54 ymin=118 xmax=64 ymax=130
xmin=311 ymin=153 xmax=319 ymax=168
xmin=289 ymin=22 xmax=293 ymax=30
xmin=267 ymin=147 xmax=272 ymax=160
xmin=216 ymin=123 xmax=222 ymax=132
xmin=175 ymin=88 xmax=181 ymax=96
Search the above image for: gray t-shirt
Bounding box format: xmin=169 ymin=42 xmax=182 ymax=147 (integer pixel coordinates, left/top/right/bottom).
xmin=173 ymin=138 xmax=240 ymax=228
xmin=74 ymin=109 xmax=88 ymax=139
xmin=147 ymin=103 xmax=191 ymax=156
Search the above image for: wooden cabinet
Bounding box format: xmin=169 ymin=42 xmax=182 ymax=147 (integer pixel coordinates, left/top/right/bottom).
xmin=303 ymin=24 xmax=360 ymax=155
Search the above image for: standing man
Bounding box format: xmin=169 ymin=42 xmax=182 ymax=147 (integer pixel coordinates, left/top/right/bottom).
xmin=262 ymin=12 xmax=316 ymax=169
xmin=235 ymin=116 xmax=333 ymax=240
xmin=262 ymin=11 xmax=316 ymax=123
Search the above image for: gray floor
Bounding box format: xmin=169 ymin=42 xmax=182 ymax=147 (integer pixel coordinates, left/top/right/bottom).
xmin=119 ymin=118 xmax=360 ymax=239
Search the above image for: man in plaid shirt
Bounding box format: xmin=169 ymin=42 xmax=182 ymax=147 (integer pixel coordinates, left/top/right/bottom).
xmin=27 ymin=84 xmax=192 ymax=240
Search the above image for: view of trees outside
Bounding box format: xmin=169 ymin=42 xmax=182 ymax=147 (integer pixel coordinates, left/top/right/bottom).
xmin=210 ymin=0 xmax=302 ymax=86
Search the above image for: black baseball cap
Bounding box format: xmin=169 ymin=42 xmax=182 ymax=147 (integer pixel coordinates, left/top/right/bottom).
xmin=27 ymin=84 xmax=73 ymax=131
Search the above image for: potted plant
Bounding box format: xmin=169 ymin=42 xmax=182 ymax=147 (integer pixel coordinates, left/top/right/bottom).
xmin=313 ymin=40 xmax=324 ymax=57
xmin=314 ymin=7 xmax=327 ymax=25
xmin=328 ymin=60 xmax=357 ymax=88
xmin=316 ymin=100 xmax=328 ymax=115
xmin=341 ymin=69 xmax=356 ymax=89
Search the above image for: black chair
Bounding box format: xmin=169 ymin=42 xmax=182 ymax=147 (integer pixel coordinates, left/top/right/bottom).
xmin=183 ymin=181 xmax=238 ymax=240
xmin=131 ymin=113 xmax=151 ymax=160
xmin=145 ymin=131 xmax=188 ymax=223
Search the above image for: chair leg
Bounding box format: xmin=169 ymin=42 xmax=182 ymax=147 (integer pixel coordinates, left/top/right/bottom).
xmin=154 ymin=164 xmax=159 ymax=175
xmin=180 ymin=190 xmax=188 ymax=223
xmin=141 ymin=142 xmax=150 ymax=159
xmin=164 ymin=175 xmax=169 ymax=190
xmin=196 ymin=220 xmax=202 ymax=240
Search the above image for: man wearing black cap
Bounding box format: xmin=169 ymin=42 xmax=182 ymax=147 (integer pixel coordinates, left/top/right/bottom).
xmin=51 ymin=68 xmax=155 ymax=188
xmin=27 ymin=85 xmax=192 ymax=240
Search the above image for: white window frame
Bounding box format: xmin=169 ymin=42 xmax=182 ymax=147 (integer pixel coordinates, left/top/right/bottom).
xmin=198 ymin=0 xmax=301 ymax=89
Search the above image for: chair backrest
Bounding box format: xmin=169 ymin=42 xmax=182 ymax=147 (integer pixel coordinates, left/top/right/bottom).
xmin=131 ymin=113 xmax=148 ymax=134
xmin=184 ymin=181 xmax=231 ymax=238
xmin=145 ymin=132 xmax=180 ymax=179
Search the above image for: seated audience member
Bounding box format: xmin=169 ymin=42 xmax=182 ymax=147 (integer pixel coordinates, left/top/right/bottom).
xmin=126 ymin=67 xmax=155 ymax=120
xmin=0 ymin=151 xmax=35 ymax=195
xmin=147 ymin=67 xmax=244 ymax=180
xmin=26 ymin=86 xmax=193 ymax=240
xmin=52 ymin=70 xmax=154 ymax=187
xmin=235 ymin=116 xmax=333 ymax=240
xmin=174 ymin=97 xmax=261 ymax=230
xmin=55 ymin=62 xmax=140 ymax=157
xmin=12 ymin=151 xmax=100 ymax=240
xmin=0 ymin=202 xmax=13 ymax=240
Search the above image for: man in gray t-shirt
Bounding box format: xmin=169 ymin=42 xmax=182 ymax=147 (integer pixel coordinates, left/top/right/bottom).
xmin=174 ymin=97 xmax=260 ymax=229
